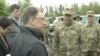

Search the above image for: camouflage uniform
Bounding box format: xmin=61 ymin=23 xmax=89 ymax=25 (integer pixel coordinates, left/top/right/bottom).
xmin=43 ymin=19 xmax=50 ymax=45
xmin=43 ymin=25 xmax=54 ymax=56
xmin=80 ymin=11 xmax=100 ymax=56
xmin=43 ymin=28 xmax=49 ymax=44
xmin=80 ymin=23 xmax=100 ymax=56
xmin=52 ymin=21 xmax=82 ymax=56
xmin=43 ymin=25 xmax=55 ymax=46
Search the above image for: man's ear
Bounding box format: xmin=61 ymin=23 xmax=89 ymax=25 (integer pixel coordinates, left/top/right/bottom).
xmin=30 ymin=17 xmax=36 ymax=25
xmin=11 ymin=12 xmax=14 ymax=15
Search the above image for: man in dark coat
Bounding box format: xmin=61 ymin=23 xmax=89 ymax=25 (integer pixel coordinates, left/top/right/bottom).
xmin=0 ymin=17 xmax=12 ymax=56
xmin=10 ymin=7 xmax=48 ymax=56
xmin=6 ymin=4 xmax=22 ymax=44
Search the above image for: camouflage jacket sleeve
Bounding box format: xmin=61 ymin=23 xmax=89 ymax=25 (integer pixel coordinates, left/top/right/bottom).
xmin=52 ymin=24 xmax=60 ymax=56
xmin=79 ymin=26 xmax=85 ymax=50
xmin=79 ymin=25 xmax=83 ymax=50
xmin=97 ymin=25 xmax=100 ymax=51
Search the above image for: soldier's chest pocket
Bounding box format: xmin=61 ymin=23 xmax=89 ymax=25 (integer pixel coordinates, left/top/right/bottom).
xmin=58 ymin=29 xmax=77 ymax=37
xmin=86 ymin=29 xmax=98 ymax=38
xmin=59 ymin=29 xmax=66 ymax=37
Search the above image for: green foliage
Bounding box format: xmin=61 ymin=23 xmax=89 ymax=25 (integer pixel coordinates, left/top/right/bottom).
xmin=58 ymin=4 xmax=64 ymax=16
xmin=0 ymin=0 xmax=9 ymax=18
xmin=73 ymin=2 xmax=100 ymax=15
xmin=45 ymin=2 xmax=100 ymax=17
xmin=1 ymin=0 xmax=100 ymax=18
xmin=18 ymin=0 xmax=31 ymax=12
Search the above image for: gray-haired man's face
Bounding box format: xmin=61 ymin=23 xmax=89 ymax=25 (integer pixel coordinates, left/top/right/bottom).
xmin=31 ymin=12 xmax=46 ymax=32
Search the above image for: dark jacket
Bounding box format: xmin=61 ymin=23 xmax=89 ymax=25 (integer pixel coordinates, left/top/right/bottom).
xmin=0 ymin=36 xmax=10 ymax=56
xmin=6 ymin=16 xmax=21 ymax=44
xmin=11 ymin=26 xmax=48 ymax=56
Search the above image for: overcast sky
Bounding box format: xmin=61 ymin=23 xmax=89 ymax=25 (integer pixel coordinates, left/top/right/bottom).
xmin=6 ymin=0 xmax=100 ymax=7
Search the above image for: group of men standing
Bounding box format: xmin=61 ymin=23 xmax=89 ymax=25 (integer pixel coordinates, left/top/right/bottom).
xmin=51 ymin=8 xmax=100 ymax=56
xmin=0 ymin=3 xmax=100 ymax=56
xmin=0 ymin=4 xmax=48 ymax=56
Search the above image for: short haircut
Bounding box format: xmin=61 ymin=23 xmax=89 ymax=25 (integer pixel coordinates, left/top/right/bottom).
xmin=10 ymin=4 xmax=20 ymax=13
xmin=0 ymin=17 xmax=12 ymax=29
xmin=22 ymin=7 xmax=41 ymax=24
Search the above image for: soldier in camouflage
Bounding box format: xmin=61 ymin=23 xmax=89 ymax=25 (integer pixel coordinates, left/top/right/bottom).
xmin=52 ymin=8 xmax=83 ymax=56
xmin=43 ymin=19 xmax=54 ymax=56
xmin=43 ymin=18 xmax=50 ymax=44
xmin=80 ymin=11 xmax=100 ymax=56
xmin=43 ymin=18 xmax=55 ymax=46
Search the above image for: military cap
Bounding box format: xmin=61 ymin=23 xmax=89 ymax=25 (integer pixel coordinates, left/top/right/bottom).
xmin=87 ymin=11 xmax=94 ymax=16
xmin=63 ymin=8 xmax=75 ymax=15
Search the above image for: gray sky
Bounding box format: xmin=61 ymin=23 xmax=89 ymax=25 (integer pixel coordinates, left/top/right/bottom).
xmin=6 ymin=0 xmax=100 ymax=7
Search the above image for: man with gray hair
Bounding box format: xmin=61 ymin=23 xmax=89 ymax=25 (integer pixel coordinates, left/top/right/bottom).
xmin=10 ymin=7 xmax=48 ymax=56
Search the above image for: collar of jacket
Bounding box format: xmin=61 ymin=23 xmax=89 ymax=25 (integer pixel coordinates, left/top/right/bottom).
xmin=8 ymin=15 xmax=20 ymax=25
xmin=21 ymin=26 xmax=44 ymax=41
xmin=86 ymin=22 xmax=97 ymax=27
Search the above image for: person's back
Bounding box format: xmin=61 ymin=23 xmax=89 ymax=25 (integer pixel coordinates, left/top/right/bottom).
xmin=11 ymin=26 xmax=48 ymax=56
xmin=6 ymin=19 xmax=21 ymax=43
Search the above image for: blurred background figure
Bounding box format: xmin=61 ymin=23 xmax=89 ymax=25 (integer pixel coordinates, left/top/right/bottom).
xmin=0 ymin=17 xmax=12 ymax=56
xmin=80 ymin=11 xmax=100 ymax=56
xmin=6 ymin=4 xmax=22 ymax=44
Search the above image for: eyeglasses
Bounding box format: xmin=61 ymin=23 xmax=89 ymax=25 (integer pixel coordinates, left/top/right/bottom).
xmin=65 ymin=14 xmax=72 ymax=17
